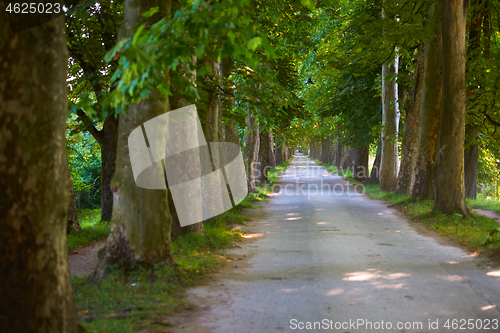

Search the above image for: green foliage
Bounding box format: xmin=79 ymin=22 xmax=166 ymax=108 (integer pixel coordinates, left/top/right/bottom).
xmin=66 ymin=116 xmax=102 ymax=208
xmin=106 ymin=0 xmax=276 ymax=109
xmin=66 ymin=0 xmax=124 ymax=120
xmin=478 ymin=146 xmax=500 ymax=198
xmin=67 ymin=209 xmax=110 ymax=251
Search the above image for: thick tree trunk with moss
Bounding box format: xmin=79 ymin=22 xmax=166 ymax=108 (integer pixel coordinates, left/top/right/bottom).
xmin=396 ymin=43 xmax=425 ymax=195
xmin=67 ymin=163 xmax=82 ymax=234
xmin=94 ymin=0 xmax=176 ymax=279
xmin=0 ymin=12 xmax=83 ymax=332
xmin=380 ymin=60 xmax=399 ymax=191
xmin=353 ymin=146 xmax=369 ymax=182
xmin=433 ymin=0 xmax=470 ymax=216
xmin=412 ymin=4 xmax=443 ymax=201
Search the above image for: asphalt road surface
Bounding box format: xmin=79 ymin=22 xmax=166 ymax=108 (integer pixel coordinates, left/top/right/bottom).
xmin=169 ymin=154 xmax=500 ymax=333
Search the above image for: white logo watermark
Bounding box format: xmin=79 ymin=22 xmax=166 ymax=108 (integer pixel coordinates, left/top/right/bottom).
xmin=128 ymin=104 xmax=248 ymax=227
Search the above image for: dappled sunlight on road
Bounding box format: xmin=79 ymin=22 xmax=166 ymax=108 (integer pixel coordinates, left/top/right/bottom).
xmin=342 ymin=269 xmax=412 ymax=282
xmin=242 ymin=233 xmax=264 ymax=239
xmin=325 ymin=288 xmax=344 ymax=296
xmin=481 ymin=305 xmax=497 ymax=311
xmin=486 ymin=270 xmax=500 ymax=277
xmin=435 ymin=275 xmax=467 ymax=282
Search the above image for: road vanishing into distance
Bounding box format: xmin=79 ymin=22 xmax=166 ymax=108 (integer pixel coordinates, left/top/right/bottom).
xmin=169 ymin=154 xmax=500 ymax=333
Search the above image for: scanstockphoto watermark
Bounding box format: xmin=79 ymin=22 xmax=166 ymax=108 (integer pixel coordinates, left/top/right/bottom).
xmin=290 ymin=318 xmax=499 ymax=331
xmin=290 ymin=318 xmax=425 ymax=331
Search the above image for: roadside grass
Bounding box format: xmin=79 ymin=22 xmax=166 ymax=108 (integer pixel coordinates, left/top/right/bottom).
xmin=467 ymin=194 xmax=500 ymax=216
xmin=316 ymin=161 xmax=500 ymax=254
xmin=72 ymin=157 xmax=295 ymax=332
xmin=67 ymin=209 xmax=110 ymax=251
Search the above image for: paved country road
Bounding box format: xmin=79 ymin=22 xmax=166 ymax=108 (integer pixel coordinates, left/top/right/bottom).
xmin=169 ymin=154 xmax=500 ymax=333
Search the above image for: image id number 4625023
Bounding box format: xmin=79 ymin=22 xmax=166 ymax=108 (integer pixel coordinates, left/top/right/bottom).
xmin=443 ymin=318 xmax=498 ymax=330
xmin=5 ymin=3 xmax=62 ymax=14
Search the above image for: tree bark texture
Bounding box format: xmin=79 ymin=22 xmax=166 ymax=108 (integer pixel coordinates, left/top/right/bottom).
xmin=369 ymin=153 xmax=382 ymax=184
xmin=433 ymin=0 xmax=470 ymax=215
xmin=321 ymin=135 xmax=333 ymax=164
xmin=259 ymin=131 xmax=274 ymax=184
xmin=244 ymin=109 xmax=260 ymax=192
xmin=94 ymin=0 xmax=176 ymax=279
xmin=335 ymin=138 xmax=343 ymax=170
xmin=412 ymin=3 xmax=443 ymax=201
xmin=220 ymin=58 xmax=239 ymax=147
xmin=0 ymin=11 xmax=83 ymax=332
xmin=380 ymin=61 xmax=399 ymax=191
xmin=100 ymin=116 xmax=119 ymax=221
xmin=396 ymin=43 xmax=425 ymax=196
xmin=341 ymin=148 xmax=356 ymax=172
xmin=353 ymin=147 xmax=370 ymax=182
xmin=464 ymin=141 xmax=478 ymax=199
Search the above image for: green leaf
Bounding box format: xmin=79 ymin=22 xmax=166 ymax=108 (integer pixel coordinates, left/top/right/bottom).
xmin=133 ymin=25 xmax=146 ymax=44
xmin=227 ymin=31 xmax=235 ymax=43
xmin=142 ymin=7 xmax=159 ymax=18
xmin=195 ymin=44 xmax=205 ymax=58
xmin=247 ymin=37 xmax=262 ymax=51
xmin=301 ymin=0 xmax=314 ymax=8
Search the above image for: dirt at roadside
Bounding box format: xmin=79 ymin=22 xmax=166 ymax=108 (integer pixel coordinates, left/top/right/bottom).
xmin=474 ymin=209 xmax=500 ymax=224
xmin=68 ymin=240 xmax=106 ymax=277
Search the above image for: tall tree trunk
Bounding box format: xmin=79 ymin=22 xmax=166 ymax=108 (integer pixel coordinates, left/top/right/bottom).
xmin=353 ymin=146 xmax=369 ymax=181
xmin=335 ymin=136 xmax=343 ymax=169
xmin=0 ymin=12 xmax=82 ymax=332
xmin=259 ymin=131 xmax=273 ymax=184
xmin=380 ymin=60 xmax=399 ymax=191
xmin=433 ymin=0 xmax=470 ymax=216
xmin=67 ymin=162 xmax=82 ymax=234
xmin=396 ymin=43 xmax=425 ymax=195
xmin=94 ymin=0 xmax=176 ymax=279
xmin=462 ymin=1 xmax=483 ymax=201
xmin=100 ymin=116 xmax=119 ymax=221
xmin=369 ymin=153 xmax=382 ymax=184
xmin=464 ymin=139 xmax=478 ymax=199
xmin=321 ymin=136 xmax=333 ymax=164
xmin=276 ymin=140 xmax=284 ymax=165
xmin=341 ymin=148 xmax=356 ymax=172
xmin=244 ymin=110 xmax=260 ymax=192
xmin=412 ymin=3 xmax=443 ymax=201
xmin=220 ymin=58 xmax=239 ymax=147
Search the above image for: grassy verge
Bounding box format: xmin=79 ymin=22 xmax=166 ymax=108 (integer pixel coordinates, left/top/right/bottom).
xmin=72 ymin=158 xmax=294 ymax=332
xmin=467 ymin=194 xmax=500 ymax=216
xmin=316 ymin=160 xmax=500 ymax=254
xmin=73 ymin=208 xmax=247 ymax=333
xmin=67 ymin=209 xmax=110 ymax=251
